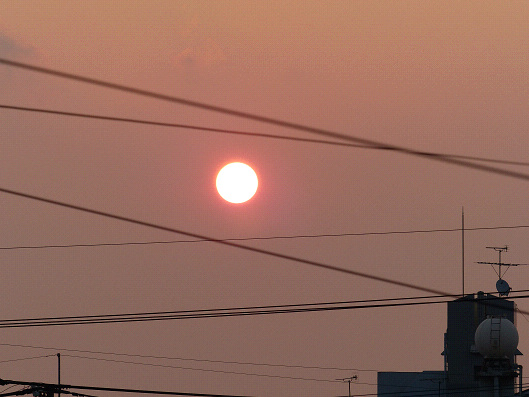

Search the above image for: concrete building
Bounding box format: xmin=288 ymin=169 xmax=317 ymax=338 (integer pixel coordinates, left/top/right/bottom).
xmin=378 ymin=370 xmax=445 ymax=396
xmin=378 ymin=292 xmax=524 ymax=397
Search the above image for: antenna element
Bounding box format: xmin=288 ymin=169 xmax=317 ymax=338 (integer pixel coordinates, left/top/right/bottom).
xmin=476 ymin=246 xmax=528 ymax=297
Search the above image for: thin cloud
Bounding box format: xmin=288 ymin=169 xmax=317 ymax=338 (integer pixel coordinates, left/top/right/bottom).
xmin=172 ymin=42 xmax=228 ymax=69
xmin=0 ymin=32 xmax=32 ymax=58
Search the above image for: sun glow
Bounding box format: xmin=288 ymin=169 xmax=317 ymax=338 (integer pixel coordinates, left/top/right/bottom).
xmin=216 ymin=162 xmax=258 ymax=204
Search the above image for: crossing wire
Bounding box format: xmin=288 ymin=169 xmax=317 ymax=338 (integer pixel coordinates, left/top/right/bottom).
xmin=1 ymin=378 xmax=529 ymax=397
xmin=0 ymin=341 xmax=377 ymax=372
xmin=2 ymin=185 xmax=529 ymax=307
xmin=0 ymin=185 xmax=449 ymax=296
xmin=61 ymin=354 xmax=340 ymax=384
xmin=2 ymin=104 xmax=528 ymax=167
xmin=0 ymin=379 xmax=253 ymax=397
xmin=1 ymin=58 xmax=529 ymax=181
xmin=1 ymin=224 xmax=529 ymax=251
xmin=0 ymin=293 xmax=527 ymax=328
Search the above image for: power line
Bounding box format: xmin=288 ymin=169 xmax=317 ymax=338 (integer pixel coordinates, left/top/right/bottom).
xmin=1 ymin=58 xmax=528 ymax=181
xmin=0 ymin=379 xmax=254 ymax=397
xmin=0 ymin=342 xmax=377 ymax=372
xmin=2 ymin=104 xmax=529 ymax=167
xmin=0 ymin=293 xmax=527 ymax=329
xmin=0 ymin=355 xmax=55 ymax=364
xmin=1 ymin=224 xmax=529 ymax=251
xmin=3 ymin=289 xmax=525 ymax=328
xmin=2 ymin=378 xmax=529 ymax=397
xmin=61 ymin=355 xmax=341 ymax=384
xmin=0 ymin=186 xmax=449 ymax=296
xmin=0 ymin=64 xmax=526 ymax=397
xmin=0 ymin=386 xmax=21 ymax=396
xmin=0 ymin=105 xmax=361 ymax=148
xmin=2 ymin=187 xmax=529 ymax=316
xmin=0 ymin=299 xmax=445 ymax=328
xmin=2 ymin=186 xmax=529 ymax=303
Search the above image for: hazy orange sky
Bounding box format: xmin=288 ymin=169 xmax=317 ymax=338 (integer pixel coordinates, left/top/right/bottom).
xmin=1 ymin=2 xmax=528 ymax=396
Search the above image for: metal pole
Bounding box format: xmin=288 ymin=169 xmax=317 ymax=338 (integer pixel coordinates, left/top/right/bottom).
xmin=337 ymin=376 xmax=356 ymax=397
xmin=57 ymin=353 xmax=61 ymax=397
xmin=518 ymin=365 xmax=523 ymax=397
xmin=462 ymin=207 xmax=464 ymax=296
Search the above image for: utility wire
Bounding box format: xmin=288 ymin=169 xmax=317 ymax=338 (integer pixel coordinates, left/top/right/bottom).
xmin=0 ymin=342 xmax=376 ymax=372
xmin=1 ymin=58 xmax=528 ymax=181
xmin=2 ymin=186 xmax=529 ymax=305
xmin=1 ymin=63 xmax=527 ymax=397
xmin=0 ymin=294 xmax=527 ymax=329
xmin=61 ymin=355 xmax=340 ymax=384
xmin=66 ymin=355 xmax=496 ymax=395
xmin=0 ymin=379 xmax=253 ymax=397
xmin=0 ymin=349 xmax=382 ymax=390
xmin=0 ymin=355 xmax=55 ymax=364
xmin=0 ymin=186 xmax=450 ymax=296
xmin=0 ymin=188 xmax=527 ymax=316
xmin=2 ymin=104 xmax=528 ymax=167
xmin=1 ymin=290 xmax=524 ymax=370
xmin=1 ymin=224 xmax=529 ymax=251
xmin=517 ymin=307 xmax=529 ymax=324
xmin=0 ymin=386 xmax=20 ymax=396
xmin=2 ymin=378 xmax=528 ymax=397
xmin=0 ymin=353 xmax=525 ymax=396
xmin=3 ymin=289 xmax=525 ymax=327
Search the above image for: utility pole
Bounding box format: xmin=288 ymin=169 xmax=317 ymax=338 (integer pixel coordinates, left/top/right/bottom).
xmin=337 ymin=376 xmax=357 ymax=397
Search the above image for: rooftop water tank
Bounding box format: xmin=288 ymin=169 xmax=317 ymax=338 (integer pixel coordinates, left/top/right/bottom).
xmin=474 ymin=317 xmax=518 ymax=359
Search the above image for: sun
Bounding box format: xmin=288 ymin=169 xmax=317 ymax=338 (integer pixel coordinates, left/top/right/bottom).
xmin=216 ymin=162 xmax=258 ymax=204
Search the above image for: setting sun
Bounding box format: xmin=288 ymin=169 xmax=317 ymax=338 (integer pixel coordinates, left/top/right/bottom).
xmin=216 ymin=162 xmax=258 ymax=204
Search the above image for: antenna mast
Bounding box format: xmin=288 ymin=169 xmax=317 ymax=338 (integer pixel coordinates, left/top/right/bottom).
xmin=337 ymin=376 xmax=358 ymax=397
xmin=485 ymin=246 xmax=509 ymax=278
xmin=462 ymin=207 xmax=464 ymax=296
xmin=476 ymin=246 xmax=528 ymax=296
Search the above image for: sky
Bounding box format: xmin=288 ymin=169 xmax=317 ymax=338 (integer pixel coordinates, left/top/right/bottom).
xmin=0 ymin=1 xmax=528 ymax=396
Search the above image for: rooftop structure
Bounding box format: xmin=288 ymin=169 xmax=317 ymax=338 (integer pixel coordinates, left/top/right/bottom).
xmin=378 ymin=292 xmax=524 ymax=397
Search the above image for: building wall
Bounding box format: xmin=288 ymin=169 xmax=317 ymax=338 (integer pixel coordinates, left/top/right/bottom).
xmin=377 ymin=293 xmax=519 ymax=397
xmin=377 ymin=371 xmax=445 ymax=397
xmin=445 ymin=292 xmax=517 ymax=397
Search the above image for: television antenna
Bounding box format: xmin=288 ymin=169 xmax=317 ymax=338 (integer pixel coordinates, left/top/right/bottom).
xmin=476 ymin=246 xmax=528 ymax=296
xmin=336 ymin=376 xmax=358 ymax=397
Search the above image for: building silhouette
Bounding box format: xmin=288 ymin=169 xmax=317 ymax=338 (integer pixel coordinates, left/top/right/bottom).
xmin=378 ymin=292 xmax=525 ymax=397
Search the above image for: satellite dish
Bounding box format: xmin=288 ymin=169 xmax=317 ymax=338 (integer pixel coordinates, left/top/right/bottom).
xmin=477 ymin=246 xmax=528 ymax=297
xmin=496 ymin=279 xmax=511 ymax=296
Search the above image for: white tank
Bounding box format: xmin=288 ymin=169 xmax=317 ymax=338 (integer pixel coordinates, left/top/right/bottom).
xmin=474 ymin=317 xmax=519 ymax=358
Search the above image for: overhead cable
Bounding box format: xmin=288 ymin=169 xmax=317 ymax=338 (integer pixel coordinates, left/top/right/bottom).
xmin=1 ymin=58 xmax=528 ymax=181
xmin=2 ymin=104 xmax=528 ymax=167
xmin=1 ymin=187 xmax=528 ymax=314
xmin=0 ymin=293 xmax=527 ymax=329
xmin=0 ymin=186 xmax=449 ymax=296
xmin=0 ymin=379 xmax=253 ymax=397
xmin=61 ymin=354 xmax=340 ymax=384
xmin=1 ymin=224 xmax=529 ymax=251
xmin=1 ymin=378 xmax=528 ymax=397
xmin=0 ymin=355 xmax=55 ymax=364
xmin=0 ymin=341 xmax=376 ymax=372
